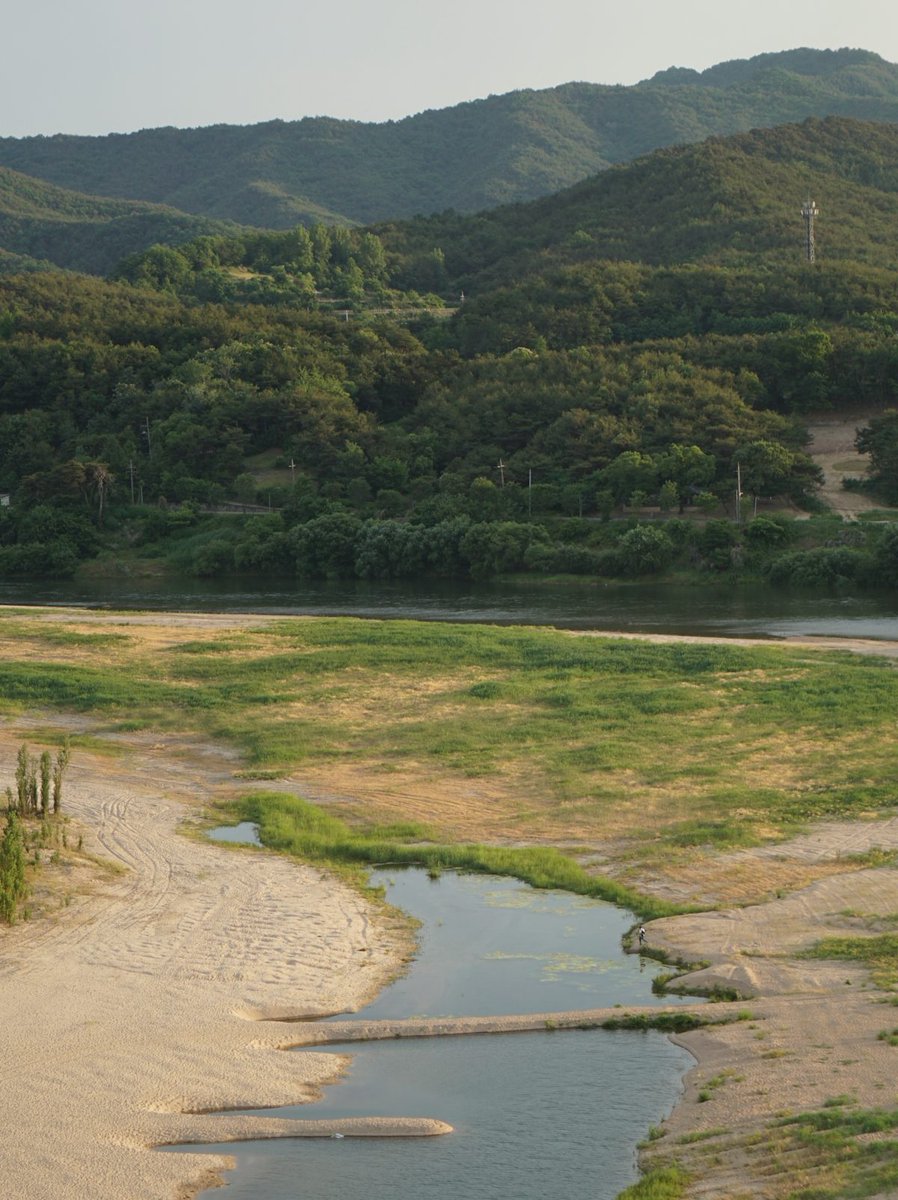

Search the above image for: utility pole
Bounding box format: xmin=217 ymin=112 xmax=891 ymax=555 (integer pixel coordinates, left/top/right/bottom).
xmin=735 ymin=461 xmax=743 ymax=524
xmin=289 ymin=458 xmax=296 ymax=487
xmin=142 ymin=417 xmax=152 ymax=454
xmin=496 ymin=459 xmax=506 ymax=487
xmin=801 ymin=198 xmax=819 ymax=263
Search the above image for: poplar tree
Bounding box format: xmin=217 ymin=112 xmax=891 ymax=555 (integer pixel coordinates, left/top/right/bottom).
xmin=15 ymin=744 xmax=29 ymax=815
xmin=0 ymin=812 xmax=27 ymax=923
xmin=52 ymin=743 xmax=71 ymax=815
xmin=39 ymin=751 xmax=51 ymax=817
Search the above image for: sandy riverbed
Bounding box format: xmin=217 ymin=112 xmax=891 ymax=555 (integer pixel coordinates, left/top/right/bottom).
xmin=0 ymin=729 xmax=451 ymax=1200
xmin=2 ymin=610 xmax=898 ymax=1199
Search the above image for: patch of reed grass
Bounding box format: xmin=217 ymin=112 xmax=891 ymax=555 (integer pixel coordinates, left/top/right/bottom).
xmin=657 ymin=819 xmax=763 ymax=850
xmin=801 ymin=934 xmax=898 ymax=988
xmin=600 ymin=1012 xmax=708 ymax=1033
xmin=0 ymin=661 xmax=177 ymax=717
xmin=0 ymin=621 xmax=129 ymax=648
xmin=365 ymin=820 xmax=441 ymax=841
xmin=167 ymin=639 xmax=248 ymax=655
xmin=13 ymin=728 xmax=126 ymax=756
xmin=614 ymin=1166 xmax=690 ymax=1200
xmin=29 ymin=629 xmax=131 ymax=648
xmin=226 ymin=791 xmax=688 ymax=920
xmin=676 ymin=1127 xmax=729 ymax=1145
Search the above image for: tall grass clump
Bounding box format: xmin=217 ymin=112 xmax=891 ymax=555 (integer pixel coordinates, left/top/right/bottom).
xmin=614 ymin=1166 xmax=690 ymax=1199
xmin=231 ymin=791 xmax=687 ymax=919
xmin=802 ymin=934 xmax=898 ymax=988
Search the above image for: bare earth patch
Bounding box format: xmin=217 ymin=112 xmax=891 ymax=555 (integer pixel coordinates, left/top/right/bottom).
xmin=805 ymin=413 xmax=883 ymax=518
xmin=638 ymin=860 xmax=898 ymax=1197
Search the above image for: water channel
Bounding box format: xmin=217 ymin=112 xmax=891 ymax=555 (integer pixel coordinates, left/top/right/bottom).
xmin=176 ymin=830 xmax=697 ymax=1200
xmin=5 ymin=574 xmax=898 ymax=640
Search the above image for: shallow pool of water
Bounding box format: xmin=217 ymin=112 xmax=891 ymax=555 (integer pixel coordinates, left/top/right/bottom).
xmin=180 ymin=844 xmax=697 ymax=1199
xmin=179 ymin=1030 xmax=691 ymax=1200
xmin=348 ymin=869 xmax=695 ymax=1017
xmin=205 ymin=831 xmax=692 ymax=1015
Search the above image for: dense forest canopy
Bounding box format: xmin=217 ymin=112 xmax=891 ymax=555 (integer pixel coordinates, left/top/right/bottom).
xmin=0 ymin=166 xmax=240 ymax=276
xmin=374 ymin=118 xmax=898 ymax=291
xmin=1 ymin=114 xmax=898 ymax=589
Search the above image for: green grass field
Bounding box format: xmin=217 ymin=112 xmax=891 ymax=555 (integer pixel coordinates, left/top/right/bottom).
xmin=1 ymin=614 xmax=896 ymax=863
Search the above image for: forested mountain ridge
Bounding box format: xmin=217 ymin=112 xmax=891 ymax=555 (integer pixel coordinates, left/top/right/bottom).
xmin=376 ymin=117 xmax=898 ymax=294
xmin=1 ymin=48 xmax=897 ymax=230
xmin=0 ymin=165 xmax=241 ymax=275
xmin=10 ymin=110 xmax=898 ymax=285
xmin=2 ymin=114 xmax=898 ymax=589
xmin=120 ymin=116 xmax=898 ymax=328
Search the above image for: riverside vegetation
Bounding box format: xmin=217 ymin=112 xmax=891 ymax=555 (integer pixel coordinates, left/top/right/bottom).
xmin=654 ymin=1102 xmax=898 ymax=1200
xmin=0 ymin=741 xmax=72 ymax=923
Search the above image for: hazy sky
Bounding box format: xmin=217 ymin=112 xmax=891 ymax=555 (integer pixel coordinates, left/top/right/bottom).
xmin=5 ymin=0 xmax=898 ymax=138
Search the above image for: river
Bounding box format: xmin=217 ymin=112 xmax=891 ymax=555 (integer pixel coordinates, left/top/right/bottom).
xmin=4 ymin=575 xmax=898 ymax=640
xmin=24 ymin=575 xmax=892 ymax=1194
xmin=171 ymin=844 xmax=696 ymax=1200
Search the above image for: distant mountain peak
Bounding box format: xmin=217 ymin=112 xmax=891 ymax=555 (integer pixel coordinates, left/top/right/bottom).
xmin=646 ymin=47 xmax=890 ymax=89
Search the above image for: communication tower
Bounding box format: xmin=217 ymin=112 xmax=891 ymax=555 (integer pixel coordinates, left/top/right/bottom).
xmin=801 ymin=198 xmax=819 ymax=263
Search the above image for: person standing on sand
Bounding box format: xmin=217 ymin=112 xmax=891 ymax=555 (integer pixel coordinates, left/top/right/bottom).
xmin=638 ymin=926 xmax=647 ymax=948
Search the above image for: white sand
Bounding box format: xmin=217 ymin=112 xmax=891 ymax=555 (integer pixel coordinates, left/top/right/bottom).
xmin=0 ymin=737 xmax=445 ymax=1200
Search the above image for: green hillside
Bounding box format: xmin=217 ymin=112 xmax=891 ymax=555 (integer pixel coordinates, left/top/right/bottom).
xmin=2 ymin=116 xmax=898 ymax=590
xmin=121 ymin=116 xmax=898 ymax=326
xmin=376 ymin=116 xmax=898 ymax=292
xmin=1 ymin=48 xmax=898 ymax=228
xmin=0 ymin=166 xmax=241 ymax=275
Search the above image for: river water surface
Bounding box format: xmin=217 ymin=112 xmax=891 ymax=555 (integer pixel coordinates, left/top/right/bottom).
xmin=5 ymin=575 xmax=898 ymax=640
xmin=177 ymin=842 xmax=695 ymax=1200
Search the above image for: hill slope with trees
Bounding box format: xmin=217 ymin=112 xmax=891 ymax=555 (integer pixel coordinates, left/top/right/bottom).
xmin=376 ymin=116 xmax=898 ymax=292
xmin=1 ymin=48 xmax=898 ymax=230
xmin=0 ymin=166 xmax=241 ymax=276
xmin=2 ymin=117 xmax=898 ymax=591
